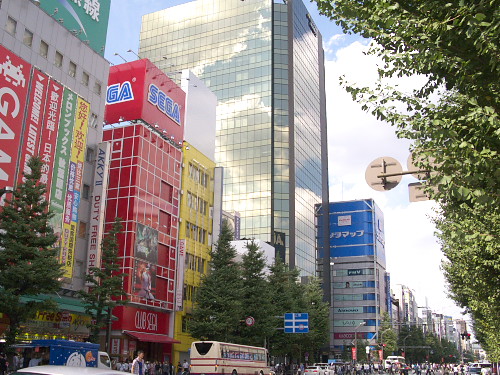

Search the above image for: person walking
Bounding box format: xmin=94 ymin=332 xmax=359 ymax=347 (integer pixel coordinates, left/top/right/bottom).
xmin=132 ymin=351 xmax=146 ymax=375
xmin=182 ymin=360 xmax=190 ymax=375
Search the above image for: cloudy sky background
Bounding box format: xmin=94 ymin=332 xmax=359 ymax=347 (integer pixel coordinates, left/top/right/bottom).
xmin=105 ymin=0 xmax=464 ymax=319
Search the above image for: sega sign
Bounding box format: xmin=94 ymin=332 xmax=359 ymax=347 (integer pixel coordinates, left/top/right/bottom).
xmin=106 ymin=82 xmax=134 ymax=104
xmin=148 ymin=84 xmax=181 ymax=125
xmin=104 ymin=59 xmax=185 ymax=144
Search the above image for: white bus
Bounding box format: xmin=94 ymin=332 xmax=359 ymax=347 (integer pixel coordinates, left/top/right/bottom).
xmin=384 ymin=356 xmax=406 ymax=370
xmin=190 ymin=341 xmax=269 ymax=375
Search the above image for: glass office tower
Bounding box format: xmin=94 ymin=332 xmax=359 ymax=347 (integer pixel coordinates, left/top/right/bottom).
xmin=139 ymin=0 xmax=328 ymax=276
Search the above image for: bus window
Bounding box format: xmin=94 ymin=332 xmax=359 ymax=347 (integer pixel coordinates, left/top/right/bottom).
xmin=195 ymin=342 xmax=213 ymax=355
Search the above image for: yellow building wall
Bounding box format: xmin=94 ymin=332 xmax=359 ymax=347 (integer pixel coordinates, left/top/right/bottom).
xmin=172 ymin=142 xmax=215 ymax=364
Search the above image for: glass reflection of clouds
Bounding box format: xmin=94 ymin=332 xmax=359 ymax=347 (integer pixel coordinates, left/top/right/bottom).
xmin=140 ymin=0 xmax=328 ymax=275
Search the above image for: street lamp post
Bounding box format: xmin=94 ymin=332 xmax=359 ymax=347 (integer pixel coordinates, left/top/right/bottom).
xmin=402 ymin=334 xmax=410 ymax=358
xmin=353 ymin=322 xmax=367 ymax=363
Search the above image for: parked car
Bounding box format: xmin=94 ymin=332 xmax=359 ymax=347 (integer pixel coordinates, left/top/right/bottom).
xmin=14 ymin=365 xmax=126 ymax=375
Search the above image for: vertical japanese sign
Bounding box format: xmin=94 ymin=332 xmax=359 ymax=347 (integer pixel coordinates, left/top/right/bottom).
xmin=175 ymin=239 xmax=186 ymax=311
xmin=17 ymin=69 xmax=49 ymax=184
xmin=50 ymin=88 xmax=77 ymax=249
xmin=60 ymin=97 xmax=90 ymax=278
xmin=86 ymin=141 xmax=111 ymax=280
xmin=39 ymin=80 xmax=63 ymax=202
xmin=0 ymin=45 xmax=32 ymax=205
xmin=352 ymin=347 xmax=357 ymax=361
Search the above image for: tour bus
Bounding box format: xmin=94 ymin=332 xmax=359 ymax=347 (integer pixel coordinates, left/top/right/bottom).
xmin=190 ymin=341 xmax=269 ymax=375
xmin=384 ymin=356 xmax=406 ymax=370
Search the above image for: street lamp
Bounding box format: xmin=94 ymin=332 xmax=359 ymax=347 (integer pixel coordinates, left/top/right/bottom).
xmin=402 ymin=334 xmax=410 ymax=358
xmin=353 ymin=322 xmax=366 ymax=363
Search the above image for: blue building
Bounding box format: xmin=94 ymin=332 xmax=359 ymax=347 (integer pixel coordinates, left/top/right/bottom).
xmin=316 ymin=199 xmax=391 ymax=357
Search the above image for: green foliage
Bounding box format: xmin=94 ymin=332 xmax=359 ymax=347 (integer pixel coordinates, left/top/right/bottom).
xmin=379 ymin=312 xmax=398 ymax=356
xmin=238 ymin=240 xmax=275 ymax=347
xmin=0 ymin=157 xmax=63 ymax=352
xmin=79 ymin=217 xmax=128 ymax=343
xmin=189 ymin=222 xmax=243 ymax=342
xmin=267 ymin=260 xmax=330 ymax=363
xmin=190 ymin=228 xmax=330 ymax=361
xmin=313 ymin=0 xmax=500 ymax=359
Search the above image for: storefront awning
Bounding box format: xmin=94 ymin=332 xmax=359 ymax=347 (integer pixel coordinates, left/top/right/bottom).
xmin=123 ymin=330 xmax=180 ymax=344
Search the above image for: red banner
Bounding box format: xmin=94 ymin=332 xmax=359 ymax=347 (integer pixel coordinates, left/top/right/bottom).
xmin=38 ymin=79 xmax=63 ymax=202
xmin=0 ymin=45 xmax=32 ymax=194
xmin=17 ymin=69 xmax=49 ymax=184
xmin=112 ymin=305 xmax=169 ymax=335
xmin=379 ymin=349 xmax=384 ymax=361
xmin=352 ymin=347 xmax=357 ymax=361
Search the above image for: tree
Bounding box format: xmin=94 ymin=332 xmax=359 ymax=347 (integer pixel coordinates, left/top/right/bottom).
xmin=267 ymin=259 xmax=304 ymax=360
xmin=378 ymin=312 xmax=397 ymax=357
xmin=189 ymin=221 xmax=243 ymax=342
xmin=300 ymin=278 xmax=330 ymax=362
xmin=239 ymin=240 xmax=275 ymax=347
xmin=79 ymin=217 xmax=128 ymax=345
xmin=0 ymin=157 xmax=63 ymax=353
xmin=313 ymin=0 xmax=499 ymax=359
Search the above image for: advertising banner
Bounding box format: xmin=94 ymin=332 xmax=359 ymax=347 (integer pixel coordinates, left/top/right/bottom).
xmin=352 ymin=347 xmax=357 ymax=361
xmin=60 ymin=97 xmax=90 ymax=278
xmin=111 ymin=305 xmax=169 ymax=335
xmin=39 ymin=0 xmax=111 ymax=57
xmin=133 ymin=259 xmax=157 ymax=301
xmin=135 ymin=223 xmax=159 ymax=263
xmin=104 ymin=59 xmax=185 ymax=145
xmin=86 ymin=141 xmax=111 ymax=279
xmin=333 ymin=319 xmax=365 ymax=327
xmin=17 ymin=69 xmax=49 ymax=184
xmin=0 ymin=45 xmax=32 ymax=200
xmin=329 ymin=200 xmax=375 ymax=258
xmin=175 ymin=239 xmax=186 ymax=311
xmin=39 ymin=79 xmax=64 ymax=202
xmin=333 ymin=281 xmax=365 ymax=289
xmin=50 ymin=88 xmax=78 ymax=246
xmin=333 ymin=332 xmax=365 ymax=340
xmin=334 ymin=307 xmax=363 ymax=314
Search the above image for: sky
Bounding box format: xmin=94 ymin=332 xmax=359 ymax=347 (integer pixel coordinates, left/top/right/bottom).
xmin=104 ymin=0 xmax=465 ymax=320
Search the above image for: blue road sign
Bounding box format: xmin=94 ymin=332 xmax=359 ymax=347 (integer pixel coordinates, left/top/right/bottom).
xmin=284 ymin=313 xmax=309 ymax=333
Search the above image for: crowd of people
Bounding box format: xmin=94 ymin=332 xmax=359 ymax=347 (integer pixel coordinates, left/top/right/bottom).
xmin=112 ymin=354 xmax=191 ymax=375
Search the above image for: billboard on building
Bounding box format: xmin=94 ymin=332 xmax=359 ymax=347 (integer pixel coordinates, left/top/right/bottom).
xmin=329 ymin=199 xmax=385 ymax=265
xmin=86 ymin=142 xmax=111 ymax=278
xmin=104 ymin=59 xmax=186 ymax=145
xmin=135 ymin=223 xmax=159 ymax=264
xmin=0 ymin=45 xmax=32 ymax=201
xmin=59 ymin=97 xmax=90 ymax=278
xmin=39 ymin=0 xmax=111 ymax=56
xmin=17 ymin=69 xmax=49 ymax=184
xmin=50 ymin=88 xmax=78 ymax=248
xmin=39 ymin=79 xmax=64 ymax=202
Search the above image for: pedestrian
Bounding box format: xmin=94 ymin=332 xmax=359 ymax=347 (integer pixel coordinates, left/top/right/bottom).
xmin=132 ymin=351 xmax=146 ymax=375
xmin=182 ymin=359 xmax=190 ymax=375
xmin=0 ymin=353 xmax=7 ymax=375
xmin=177 ymin=361 xmax=183 ymax=375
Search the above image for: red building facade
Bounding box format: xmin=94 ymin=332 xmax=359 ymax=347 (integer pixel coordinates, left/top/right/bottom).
xmin=103 ymin=59 xmax=185 ymax=362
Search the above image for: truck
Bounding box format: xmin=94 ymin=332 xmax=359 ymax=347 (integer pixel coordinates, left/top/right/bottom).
xmin=15 ymin=339 xmax=111 ymax=369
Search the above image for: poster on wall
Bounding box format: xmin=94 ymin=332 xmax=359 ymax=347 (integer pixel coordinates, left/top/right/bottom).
xmin=133 ymin=259 xmax=157 ymax=300
xmin=0 ymin=45 xmax=32 ymax=205
xmin=135 ymin=223 xmax=158 ymax=263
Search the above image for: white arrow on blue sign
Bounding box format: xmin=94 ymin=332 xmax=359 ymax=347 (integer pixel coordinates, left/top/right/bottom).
xmin=284 ymin=313 xmax=309 ymax=333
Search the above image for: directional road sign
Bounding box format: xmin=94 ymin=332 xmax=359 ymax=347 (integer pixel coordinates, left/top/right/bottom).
xmin=284 ymin=313 xmax=309 ymax=333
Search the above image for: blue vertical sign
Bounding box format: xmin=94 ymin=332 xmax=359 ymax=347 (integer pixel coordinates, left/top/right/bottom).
xmin=284 ymin=313 xmax=309 ymax=333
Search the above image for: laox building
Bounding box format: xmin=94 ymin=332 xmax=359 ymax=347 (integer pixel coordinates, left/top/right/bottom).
xmin=103 ymin=59 xmax=185 ymax=361
xmin=139 ymin=0 xmax=329 ymax=276
xmin=316 ymin=199 xmax=390 ymax=356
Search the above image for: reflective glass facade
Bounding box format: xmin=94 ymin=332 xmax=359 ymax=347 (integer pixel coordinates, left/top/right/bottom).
xmin=139 ymin=0 xmax=328 ymax=276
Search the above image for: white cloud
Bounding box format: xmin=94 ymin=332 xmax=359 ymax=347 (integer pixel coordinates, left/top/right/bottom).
xmin=325 ymin=41 xmax=464 ymax=318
